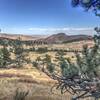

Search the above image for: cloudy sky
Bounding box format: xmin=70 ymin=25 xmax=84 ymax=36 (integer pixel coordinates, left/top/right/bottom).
xmin=0 ymin=0 xmax=99 ymax=35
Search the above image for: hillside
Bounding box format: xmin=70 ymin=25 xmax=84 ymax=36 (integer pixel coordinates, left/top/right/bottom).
xmin=42 ymin=33 xmax=93 ymax=44
xmin=0 ymin=33 xmax=93 ymax=44
xmin=0 ymin=33 xmax=47 ymax=41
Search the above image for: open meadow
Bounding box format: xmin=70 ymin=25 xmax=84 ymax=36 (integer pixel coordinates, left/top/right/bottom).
xmin=0 ymin=68 xmax=93 ymax=100
xmin=0 ymin=0 xmax=99 ymax=99
xmin=0 ymin=38 xmax=94 ymax=100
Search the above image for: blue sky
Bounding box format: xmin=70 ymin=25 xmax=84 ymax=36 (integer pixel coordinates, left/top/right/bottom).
xmin=0 ymin=0 xmax=99 ymax=35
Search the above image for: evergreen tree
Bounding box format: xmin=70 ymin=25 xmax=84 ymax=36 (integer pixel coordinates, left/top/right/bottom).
xmin=41 ymin=54 xmax=55 ymax=73
xmin=13 ymin=37 xmax=27 ymax=68
xmin=33 ymin=55 xmax=55 ymax=73
xmin=47 ymin=62 xmax=55 ymax=73
xmin=71 ymin=0 xmax=100 ymax=17
xmin=43 ymin=54 xmax=51 ymax=63
xmin=58 ymin=54 xmax=79 ymax=77
xmin=0 ymin=45 xmax=11 ymax=68
xmin=33 ymin=56 xmax=42 ymax=69
xmin=47 ymin=1 xmax=100 ymax=99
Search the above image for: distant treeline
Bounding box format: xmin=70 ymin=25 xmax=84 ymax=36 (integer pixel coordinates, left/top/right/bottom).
xmin=63 ymin=38 xmax=93 ymax=43
xmin=0 ymin=37 xmax=47 ymax=46
xmin=0 ymin=37 xmax=82 ymax=53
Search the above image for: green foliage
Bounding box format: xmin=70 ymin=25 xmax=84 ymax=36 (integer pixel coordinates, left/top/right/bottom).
xmin=36 ymin=47 xmax=48 ymax=53
xmin=32 ymin=61 xmax=38 ymax=68
xmin=59 ymin=55 xmax=79 ymax=77
xmin=57 ymin=35 xmax=100 ymax=79
xmin=57 ymin=50 xmax=65 ymax=56
xmin=33 ymin=55 xmax=55 ymax=73
xmin=0 ymin=49 xmax=4 ymax=67
xmin=47 ymin=63 xmax=55 ymax=73
xmin=36 ymin=56 xmax=41 ymax=62
xmin=53 ymin=27 xmax=100 ymax=80
xmin=13 ymin=89 xmax=29 ymax=100
xmin=32 ymin=56 xmax=42 ymax=70
xmin=43 ymin=54 xmax=51 ymax=63
xmin=43 ymin=54 xmax=55 ymax=73
xmin=0 ymin=39 xmax=9 ymax=46
xmin=13 ymin=37 xmax=27 ymax=67
xmin=29 ymin=47 xmax=35 ymax=51
xmin=76 ymin=43 xmax=100 ymax=79
xmin=0 ymin=46 xmax=11 ymax=68
xmin=71 ymin=0 xmax=100 ymax=17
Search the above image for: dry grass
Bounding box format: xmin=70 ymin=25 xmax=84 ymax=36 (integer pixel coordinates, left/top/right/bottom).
xmin=0 ymin=78 xmax=69 ymax=100
xmin=0 ymin=68 xmax=69 ymax=100
xmin=35 ymin=40 xmax=94 ymax=51
xmin=0 ymin=68 xmax=54 ymax=84
xmin=27 ymin=40 xmax=94 ymax=63
xmin=0 ymin=68 xmax=94 ymax=100
xmin=0 ymin=40 xmax=95 ymax=100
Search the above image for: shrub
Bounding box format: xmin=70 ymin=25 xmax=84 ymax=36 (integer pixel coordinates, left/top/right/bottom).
xmin=47 ymin=63 xmax=55 ymax=73
xmin=0 ymin=46 xmax=11 ymax=68
xmin=13 ymin=37 xmax=27 ymax=67
xmin=13 ymin=88 xmax=29 ymax=100
xmin=36 ymin=47 xmax=48 ymax=53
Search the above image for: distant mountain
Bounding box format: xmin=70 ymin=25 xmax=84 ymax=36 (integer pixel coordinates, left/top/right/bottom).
xmin=0 ymin=33 xmax=93 ymax=44
xmin=39 ymin=33 xmax=93 ymax=44
xmin=0 ymin=33 xmax=47 ymax=41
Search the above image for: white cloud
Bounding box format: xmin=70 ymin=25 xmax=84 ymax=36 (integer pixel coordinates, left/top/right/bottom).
xmin=28 ymin=28 xmax=48 ymax=31
xmin=3 ymin=27 xmax=96 ymax=35
xmin=27 ymin=27 xmax=95 ymax=35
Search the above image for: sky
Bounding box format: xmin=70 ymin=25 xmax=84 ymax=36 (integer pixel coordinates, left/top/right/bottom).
xmin=0 ymin=0 xmax=99 ymax=35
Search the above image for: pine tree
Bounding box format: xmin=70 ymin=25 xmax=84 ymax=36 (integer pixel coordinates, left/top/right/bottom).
xmin=33 ymin=56 xmax=42 ymax=70
xmin=40 ymin=54 xmax=55 ymax=73
xmin=48 ymin=1 xmax=100 ymax=99
xmin=71 ymin=0 xmax=100 ymax=17
xmin=50 ymin=28 xmax=100 ymax=99
xmin=13 ymin=37 xmax=27 ymax=68
xmin=58 ymin=54 xmax=79 ymax=77
xmin=0 ymin=45 xmax=11 ymax=68
xmin=47 ymin=63 xmax=55 ymax=73
xmin=33 ymin=55 xmax=55 ymax=73
xmin=43 ymin=54 xmax=51 ymax=63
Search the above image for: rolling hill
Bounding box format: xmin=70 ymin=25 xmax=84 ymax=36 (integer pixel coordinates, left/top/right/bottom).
xmin=0 ymin=33 xmax=93 ymax=44
xmin=38 ymin=33 xmax=93 ymax=44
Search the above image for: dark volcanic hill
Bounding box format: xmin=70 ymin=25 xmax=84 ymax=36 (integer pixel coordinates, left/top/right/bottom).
xmin=39 ymin=33 xmax=93 ymax=44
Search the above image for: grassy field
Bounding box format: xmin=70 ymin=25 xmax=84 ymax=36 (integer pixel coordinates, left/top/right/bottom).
xmin=33 ymin=40 xmax=94 ymax=50
xmin=0 ymin=68 xmax=94 ymax=100
xmin=0 ymin=68 xmax=70 ymax=100
xmin=0 ymin=40 xmax=95 ymax=100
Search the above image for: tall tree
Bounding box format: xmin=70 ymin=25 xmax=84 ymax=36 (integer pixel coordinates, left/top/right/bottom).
xmin=0 ymin=45 xmax=11 ymax=68
xmin=72 ymin=0 xmax=100 ymax=17
xmin=48 ymin=1 xmax=100 ymax=99
xmin=13 ymin=37 xmax=27 ymax=68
